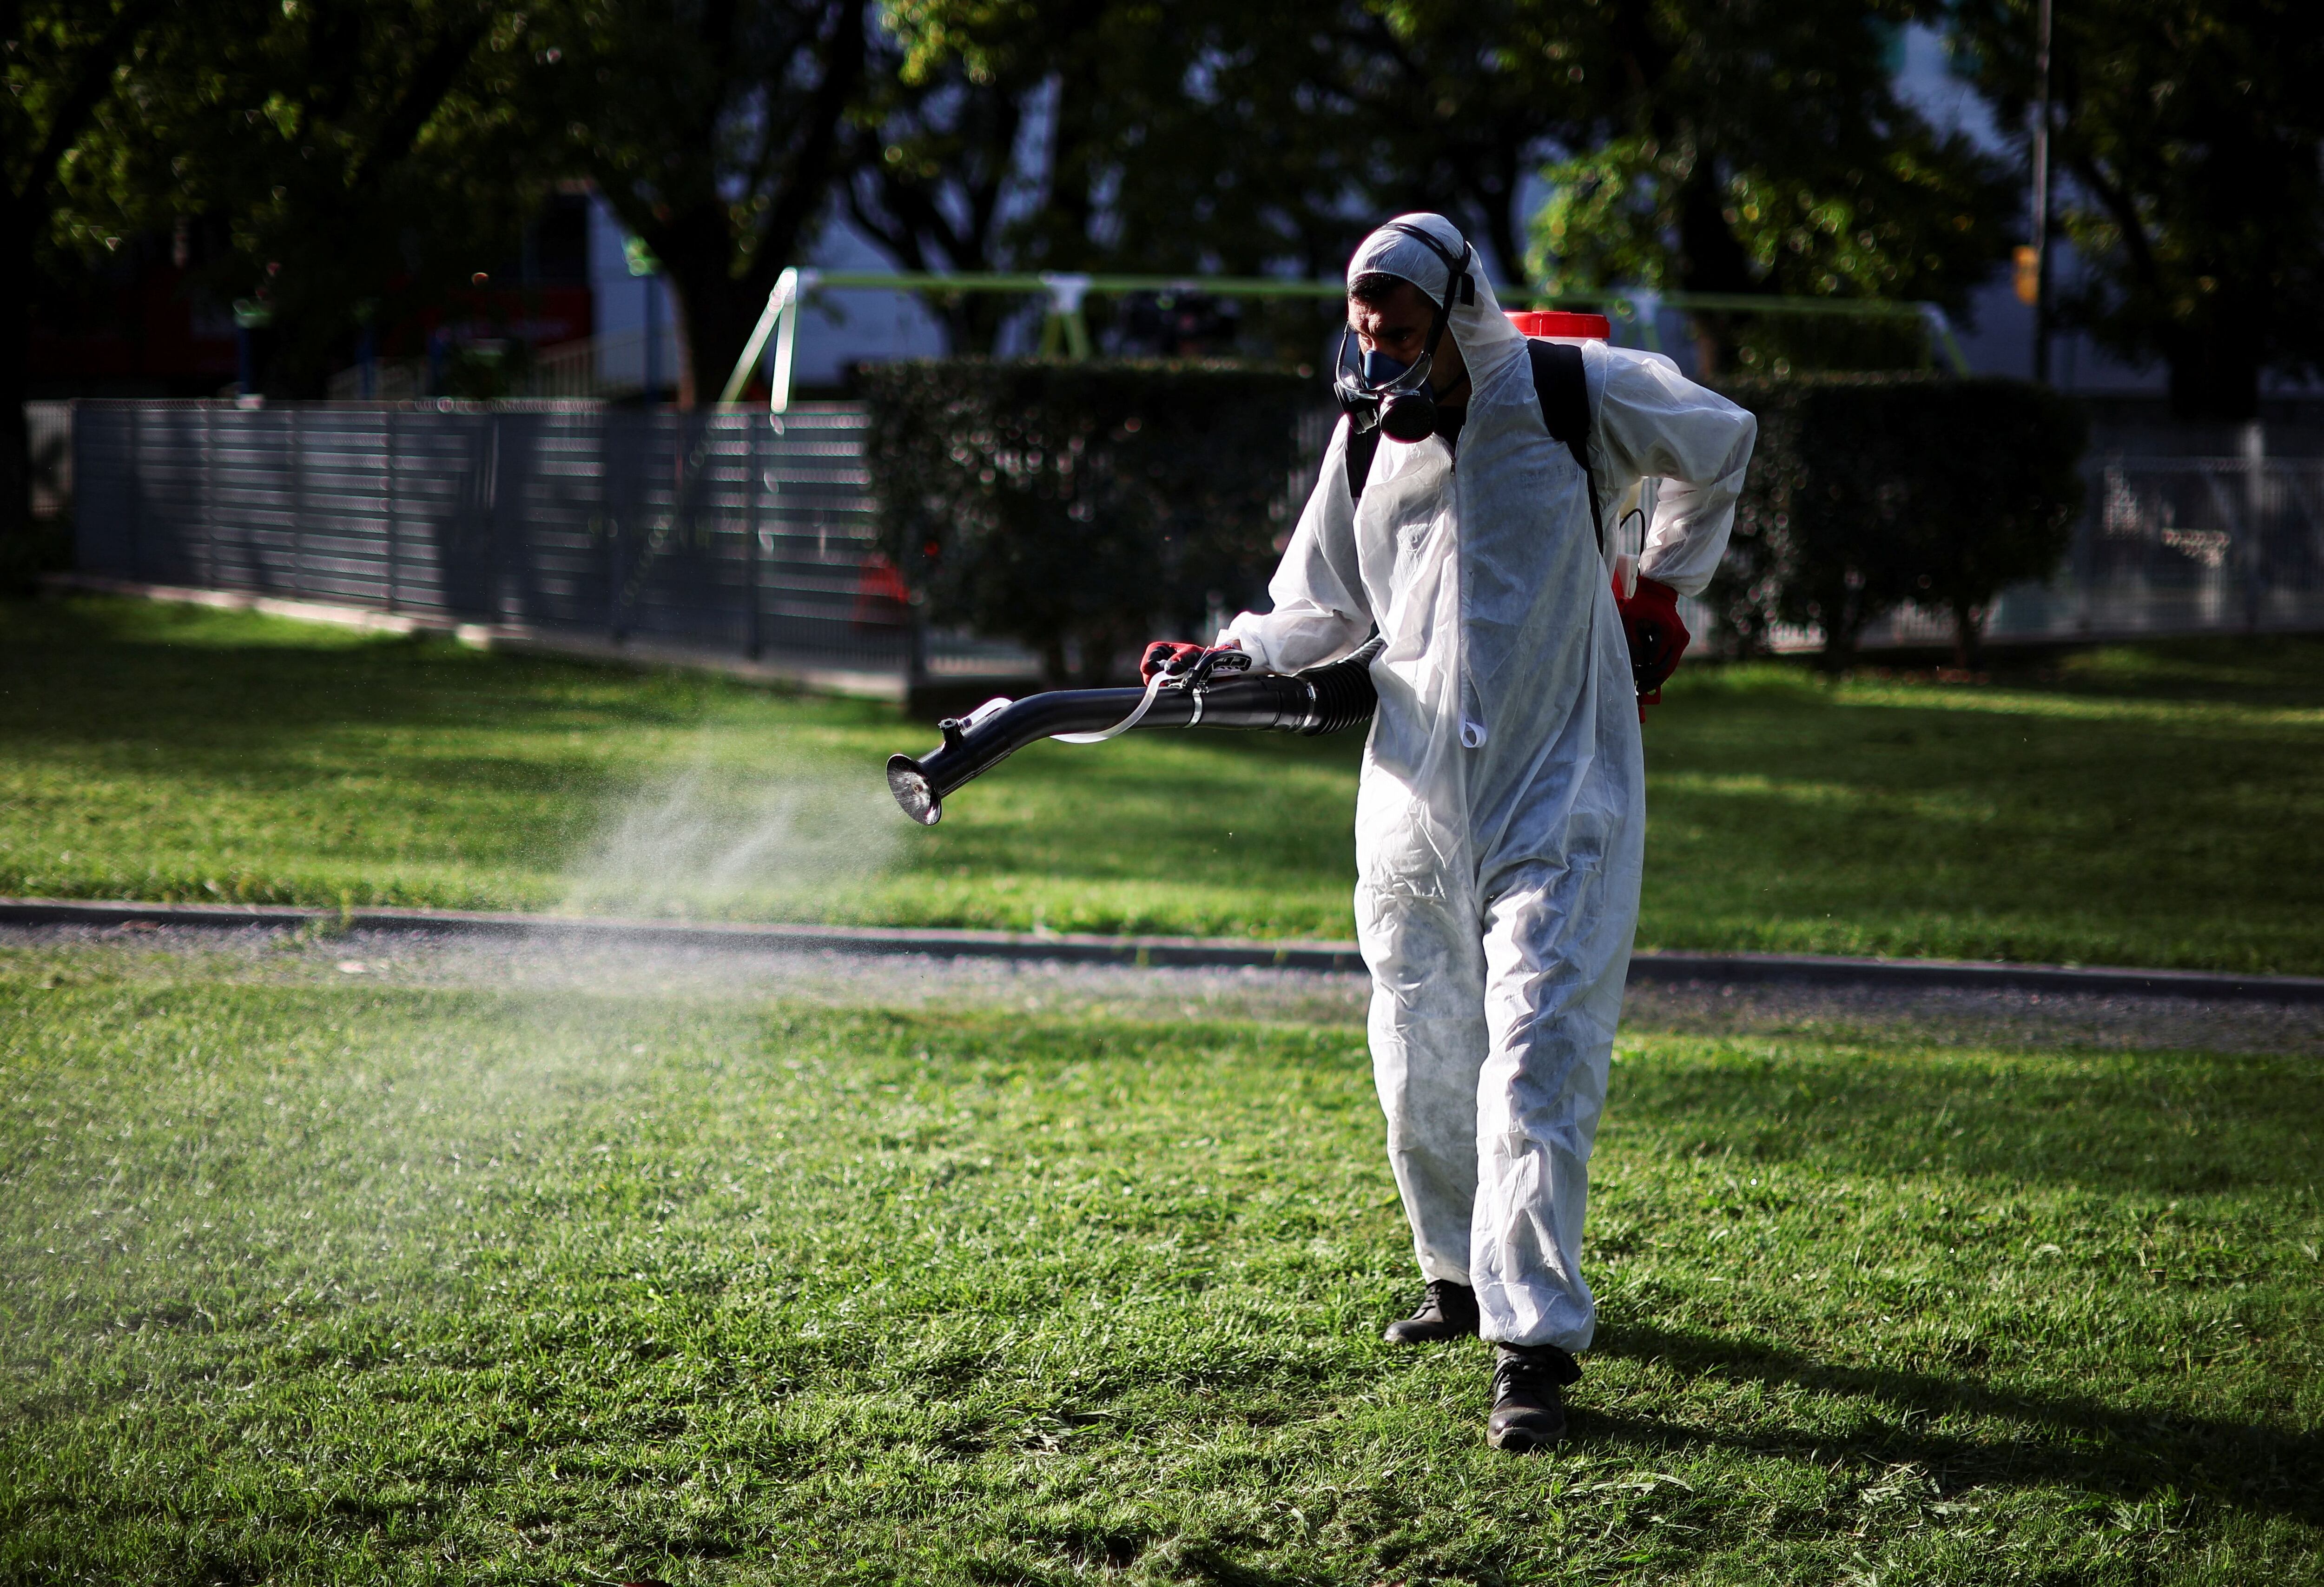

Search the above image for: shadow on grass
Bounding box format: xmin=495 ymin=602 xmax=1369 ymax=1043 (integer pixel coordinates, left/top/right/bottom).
xmin=1588 ymin=1321 xmax=2322 ymax=1526
xmin=1680 ymin=635 xmax=2324 ymax=710
xmin=2001 ymin=634 xmax=2324 ymax=709
xmin=0 ymin=597 xmax=777 ymax=754
xmin=1617 ymin=1044 xmax=2324 ymax=1195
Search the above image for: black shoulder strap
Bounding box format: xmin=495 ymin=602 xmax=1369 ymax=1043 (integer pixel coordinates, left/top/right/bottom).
xmin=1343 ymin=342 xmax=1603 ymax=555
xmin=1343 ymin=413 xmax=1381 ymax=504
xmin=1528 ymin=339 xmax=1603 ymax=554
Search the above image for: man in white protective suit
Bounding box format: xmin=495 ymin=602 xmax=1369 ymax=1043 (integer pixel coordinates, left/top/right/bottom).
xmin=1141 ymin=214 xmax=1755 ymax=1451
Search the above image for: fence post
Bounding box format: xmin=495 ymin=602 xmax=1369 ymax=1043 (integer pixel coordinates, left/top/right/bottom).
xmin=607 ymin=416 xmax=626 ymax=641
xmin=290 ymin=406 xmax=305 ymax=597
xmin=384 ymin=411 xmax=399 ymax=613
xmin=127 ymin=404 xmax=141 ymax=580
xmin=486 ymin=411 xmax=502 ymax=623
xmin=2241 ymin=421 xmax=2265 ymax=632
xmin=746 ymin=416 xmax=764 ymax=659
xmin=202 ymin=403 xmax=216 ymax=587
xmin=2080 ymin=457 xmax=2112 ymax=637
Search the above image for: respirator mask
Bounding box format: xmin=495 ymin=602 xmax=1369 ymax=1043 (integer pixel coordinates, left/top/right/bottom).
xmin=1332 ymin=221 xmax=1479 ymax=445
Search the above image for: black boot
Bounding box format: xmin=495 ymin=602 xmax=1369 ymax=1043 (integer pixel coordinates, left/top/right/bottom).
xmin=1486 ymin=1343 xmax=1579 ymax=1452
xmin=1382 ymin=1279 xmax=1479 ymax=1343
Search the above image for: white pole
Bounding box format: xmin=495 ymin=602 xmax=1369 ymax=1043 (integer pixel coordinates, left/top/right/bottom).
xmin=721 ymin=266 xmax=815 ymax=410
xmin=2030 ymin=0 xmax=2054 ymax=383
xmin=771 ymin=269 xmax=809 ymax=414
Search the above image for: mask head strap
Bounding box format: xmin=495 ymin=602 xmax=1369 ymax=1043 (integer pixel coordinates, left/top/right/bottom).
xmin=1331 ymin=220 xmax=1477 ymax=433
xmin=1365 ymin=221 xmax=1473 ymax=375
xmin=1380 ymin=221 xmax=1477 ymax=309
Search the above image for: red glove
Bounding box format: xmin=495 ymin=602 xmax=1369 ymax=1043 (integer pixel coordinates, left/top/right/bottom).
xmin=1615 ymin=573 xmax=1690 ymax=705
xmin=1140 ymin=641 xmax=1208 ymax=680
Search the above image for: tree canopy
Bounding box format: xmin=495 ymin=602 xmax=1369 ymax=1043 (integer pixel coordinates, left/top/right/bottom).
xmin=538 ymin=0 xmax=870 ymax=406
xmin=81 ymin=0 xmax=548 ymax=393
xmin=874 ymin=0 xmax=2018 ymax=373
xmin=6 ymin=0 xmax=172 ymax=556
xmin=11 ymin=0 xmax=2322 ymax=532
xmin=1950 ymin=0 xmax=2324 ymax=419
xmin=1524 ymin=0 xmax=2014 ymax=374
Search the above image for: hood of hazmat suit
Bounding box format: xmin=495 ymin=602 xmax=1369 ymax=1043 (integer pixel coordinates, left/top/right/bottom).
xmin=1221 ymin=214 xmax=1756 ymax=1353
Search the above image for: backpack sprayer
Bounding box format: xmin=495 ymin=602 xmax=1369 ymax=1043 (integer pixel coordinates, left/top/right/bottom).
xmin=885 ymin=308 xmax=1660 ymax=826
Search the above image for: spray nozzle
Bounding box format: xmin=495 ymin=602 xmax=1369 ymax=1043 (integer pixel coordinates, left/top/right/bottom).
xmin=939 ymin=695 xmax=1016 ymax=750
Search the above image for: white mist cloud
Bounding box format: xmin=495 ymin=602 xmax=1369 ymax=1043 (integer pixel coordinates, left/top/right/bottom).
xmin=562 ymin=730 xmax=906 ymax=921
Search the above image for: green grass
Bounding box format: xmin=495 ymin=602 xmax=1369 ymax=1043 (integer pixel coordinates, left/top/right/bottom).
xmin=1638 ymin=652 xmax=2324 ymax=972
xmin=5 ymin=595 xmax=2324 ymax=971
xmin=2 ymin=944 xmax=2317 ymax=1583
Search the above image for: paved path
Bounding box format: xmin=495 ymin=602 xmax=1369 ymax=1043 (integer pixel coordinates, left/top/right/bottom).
xmin=6 ymin=904 xmax=2320 ymax=1055
xmin=5 ymin=896 xmax=2321 ymax=1005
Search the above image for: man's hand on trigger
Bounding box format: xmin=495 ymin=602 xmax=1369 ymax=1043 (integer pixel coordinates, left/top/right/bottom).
xmin=1139 ymin=641 xmax=1207 ymax=681
xmin=1615 ymin=574 xmax=1690 ymax=703
xmin=1141 ymin=640 xmax=1250 ymax=683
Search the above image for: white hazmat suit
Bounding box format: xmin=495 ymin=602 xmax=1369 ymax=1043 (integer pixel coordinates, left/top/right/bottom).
xmin=1221 ymin=216 xmax=1756 ymax=1352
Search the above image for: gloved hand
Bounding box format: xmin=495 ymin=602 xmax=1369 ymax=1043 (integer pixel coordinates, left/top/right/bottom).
xmin=1140 ymin=641 xmax=1207 ymax=680
xmin=1615 ymin=573 xmax=1690 ymax=704
xmin=1142 ymin=640 xmax=1248 ymax=682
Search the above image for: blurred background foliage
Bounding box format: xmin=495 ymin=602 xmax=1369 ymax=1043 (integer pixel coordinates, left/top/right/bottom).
xmin=1707 ymin=374 xmax=2088 ymax=668
xmin=1948 ymin=0 xmax=2324 ymax=423
xmin=7 ymin=0 xmax=2321 ymax=546
xmin=16 ymin=0 xmax=2318 ymax=399
xmin=863 ymin=360 xmax=1313 ymax=684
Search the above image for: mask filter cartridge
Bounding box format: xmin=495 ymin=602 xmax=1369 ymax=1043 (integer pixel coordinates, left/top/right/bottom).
xmin=1375 ymin=389 xmax=1439 ymax=443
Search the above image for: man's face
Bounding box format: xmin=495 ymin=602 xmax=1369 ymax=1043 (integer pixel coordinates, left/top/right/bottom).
xmin=1348 ymin=278 xmax=1466 ymax=392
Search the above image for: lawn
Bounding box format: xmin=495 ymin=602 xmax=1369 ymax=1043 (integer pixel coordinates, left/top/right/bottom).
xmin=5 ymin=595 xmax=2324 ymax=972
xmin=2 ymin=940 xmax=2317 ymax=1583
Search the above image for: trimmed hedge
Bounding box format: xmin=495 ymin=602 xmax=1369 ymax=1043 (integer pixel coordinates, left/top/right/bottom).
xmin=865 ymin=363 xmax=2087 ymax=679
xmin=862 ymin=360 xmax=1313 ymax=685
xmin=1708 ymin=375 xmax=2088 ymax=668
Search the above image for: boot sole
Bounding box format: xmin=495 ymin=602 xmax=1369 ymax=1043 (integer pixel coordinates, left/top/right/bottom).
xmin=1487 ymin=1415 xmax=1566 ymax=1452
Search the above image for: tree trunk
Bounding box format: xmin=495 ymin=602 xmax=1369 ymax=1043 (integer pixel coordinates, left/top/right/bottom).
xmin=1074 ymin=620 xmax=1132 ymax=688
xmin=1674 ymin=164 xmax=1761 ymax=377
xmin=2166 ymin=330 xmax=2262 ymax=423
xmin=666 ymin=251 xmax=776 ymax=412
xmin=652 ymin=33 xmax=868 ymax=402
xmin=0 ymin=195 xmax=34 ymax=583
xmin=1951 ymin=597 xmax=1982 ymax=672
xmin=1467 ymin=136 xmax=1531 ymax=293
xmin=1815 ymin=581 xmax=1871 ymax=675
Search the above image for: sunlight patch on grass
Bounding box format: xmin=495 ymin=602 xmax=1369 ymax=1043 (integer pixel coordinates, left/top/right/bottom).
xmin=1835 ymin=681 xmax=2324 ymax=727
xmin=1651 ymin=770 xmax=2002 ymax=824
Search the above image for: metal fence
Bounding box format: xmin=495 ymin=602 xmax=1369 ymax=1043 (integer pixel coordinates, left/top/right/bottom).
xmin=71 ymin=400 xmax=918 ymax=674
xmin=26 ymin=402 xmax=73 ymax=519
xmin=1855 ymin=453 xmax=2324 ymax=650
xmin=68 ymin=401 xmax=2324 ymax=679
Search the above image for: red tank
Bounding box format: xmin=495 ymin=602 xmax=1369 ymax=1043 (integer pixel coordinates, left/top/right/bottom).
xmin=1504 ymin=310 xmax=1611 ymax=341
